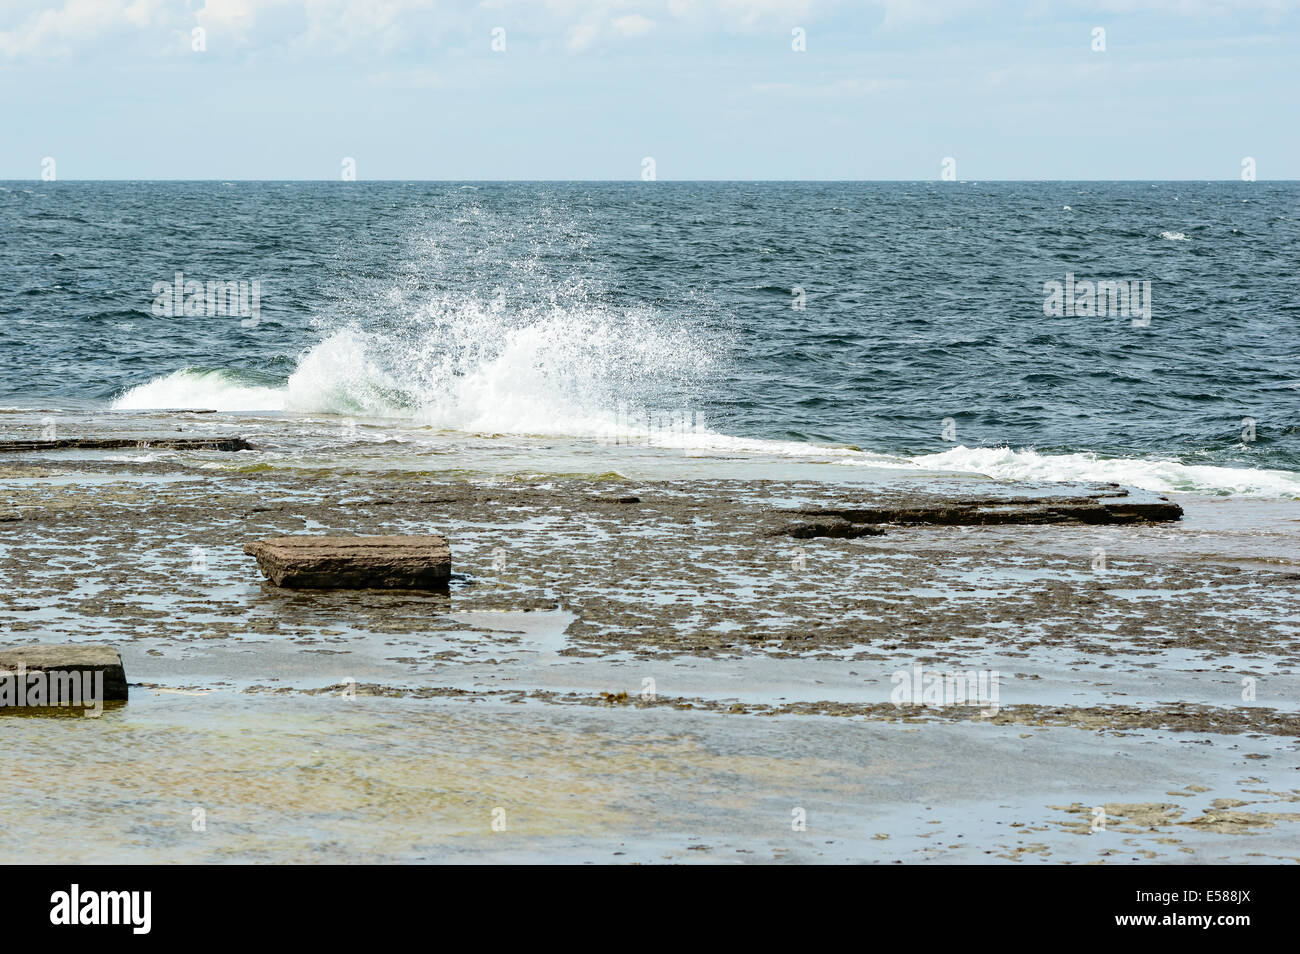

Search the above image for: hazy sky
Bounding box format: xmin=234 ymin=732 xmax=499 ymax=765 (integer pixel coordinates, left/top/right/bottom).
xmin=2 ymin=0 xmax=1297 ymax=180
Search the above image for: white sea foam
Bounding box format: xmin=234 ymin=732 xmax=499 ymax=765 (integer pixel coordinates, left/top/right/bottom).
xmin=283 ymin=328 xmax=410 ymax=416
xmin=112 ymin=368 xmax=286 ymax=412
xmin=1160 ymin=231 xmax=1190 ymax=241
xmin=894 ymin=445 xmax=1300 ymax=499
xmin=110 ymin=295 xmax=1299 ymax=499
xmin=113 ymin=292 xmax=716 ymax=432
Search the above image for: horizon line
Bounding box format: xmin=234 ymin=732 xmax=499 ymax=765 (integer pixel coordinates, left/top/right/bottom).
xmin=4 ymin=178 xmax=1293 ymax=184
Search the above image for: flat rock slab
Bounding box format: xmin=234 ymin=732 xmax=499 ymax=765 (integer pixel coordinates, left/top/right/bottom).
xmin=774 ymin=493 xmax=1182 ymax=538
xmin=0 ymin=644 xmax=128 ymax=703
xmin=783 ymin=517 xmax=887 ymax=540
xmin=245 ymin=535 xmax=452 ymax=590
xmin=0 ymin=437 xmax=251 ymax=453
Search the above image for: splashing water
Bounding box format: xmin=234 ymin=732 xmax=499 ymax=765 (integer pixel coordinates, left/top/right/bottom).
xmin=115 ymin=289 xmax=719 ymax=442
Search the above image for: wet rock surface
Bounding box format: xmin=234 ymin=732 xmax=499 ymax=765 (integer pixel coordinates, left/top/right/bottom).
xmin=0 ymin=436 xmax=252 ymax=453
xmin=776 ymin=491 xmax=1182 ymax=537
xmin=0 ymin=468 xmax=1292 ymax=661
xmin=1 ymin=455 xmax=1298 ymax=862
xmin=0 ymin=441 xmax=252 ymax=454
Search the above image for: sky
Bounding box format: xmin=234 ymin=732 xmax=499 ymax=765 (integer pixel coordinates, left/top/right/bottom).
xmin=1 ymin=0 xmax=1298 ymax=180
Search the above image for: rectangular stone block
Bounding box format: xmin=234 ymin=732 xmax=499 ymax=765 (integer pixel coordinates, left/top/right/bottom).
xmin=0 ymin=644 xmax=128 ymax=707
xmin=244 ymin=535 xmax=452 ymax=590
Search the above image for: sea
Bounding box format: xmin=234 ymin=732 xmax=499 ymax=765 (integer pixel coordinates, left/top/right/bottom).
xmin=2 ymin=180 xmax=1298 ymax=495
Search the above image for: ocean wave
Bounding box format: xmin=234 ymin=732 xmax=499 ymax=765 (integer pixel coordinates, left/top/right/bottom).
xmin=1160 ymin=231 xmax=1190 ymax=241
xmin=107 ymin=292 xmax=1299 ymax=499
xmin=895 ymin=445 xmax=1300 ymax=498
xmin=112 ymin=368 xmax=287 ymax=412
xmin=106 ymin=363 xmax=1300 ymax=498
xmin=112 ymin=292 xmax=716 ymax=435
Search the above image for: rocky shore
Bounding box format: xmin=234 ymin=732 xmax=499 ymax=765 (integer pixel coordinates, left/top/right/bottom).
xmin=1 ymin=445 xmax=1298 ymax=863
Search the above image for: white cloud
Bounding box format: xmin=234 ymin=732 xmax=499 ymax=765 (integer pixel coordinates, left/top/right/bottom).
xmin=0 ymin=0 xmax=165 ymax=57
xmin=610 ymin=12 xmax=653 ymax=36
xmin=194 ymin=0 xmax=257 ymax=33
xmin=716 ymin=0 xmax=823 ymax=31
xmin=3 ymin=0 xmax=1296 ymax=60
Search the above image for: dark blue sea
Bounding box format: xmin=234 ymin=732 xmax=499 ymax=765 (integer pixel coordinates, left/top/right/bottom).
xmin=3 ymin=180 xmax=1297 ymax=495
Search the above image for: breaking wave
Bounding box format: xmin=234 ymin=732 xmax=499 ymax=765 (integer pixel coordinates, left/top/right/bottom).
xmin=892 ymin=445 xmax=1300 ymax=499
xmin=113 ymin=292 xmax=717 ymax=439
xmin=110 ymin=289 xmax=1300 ymax=499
